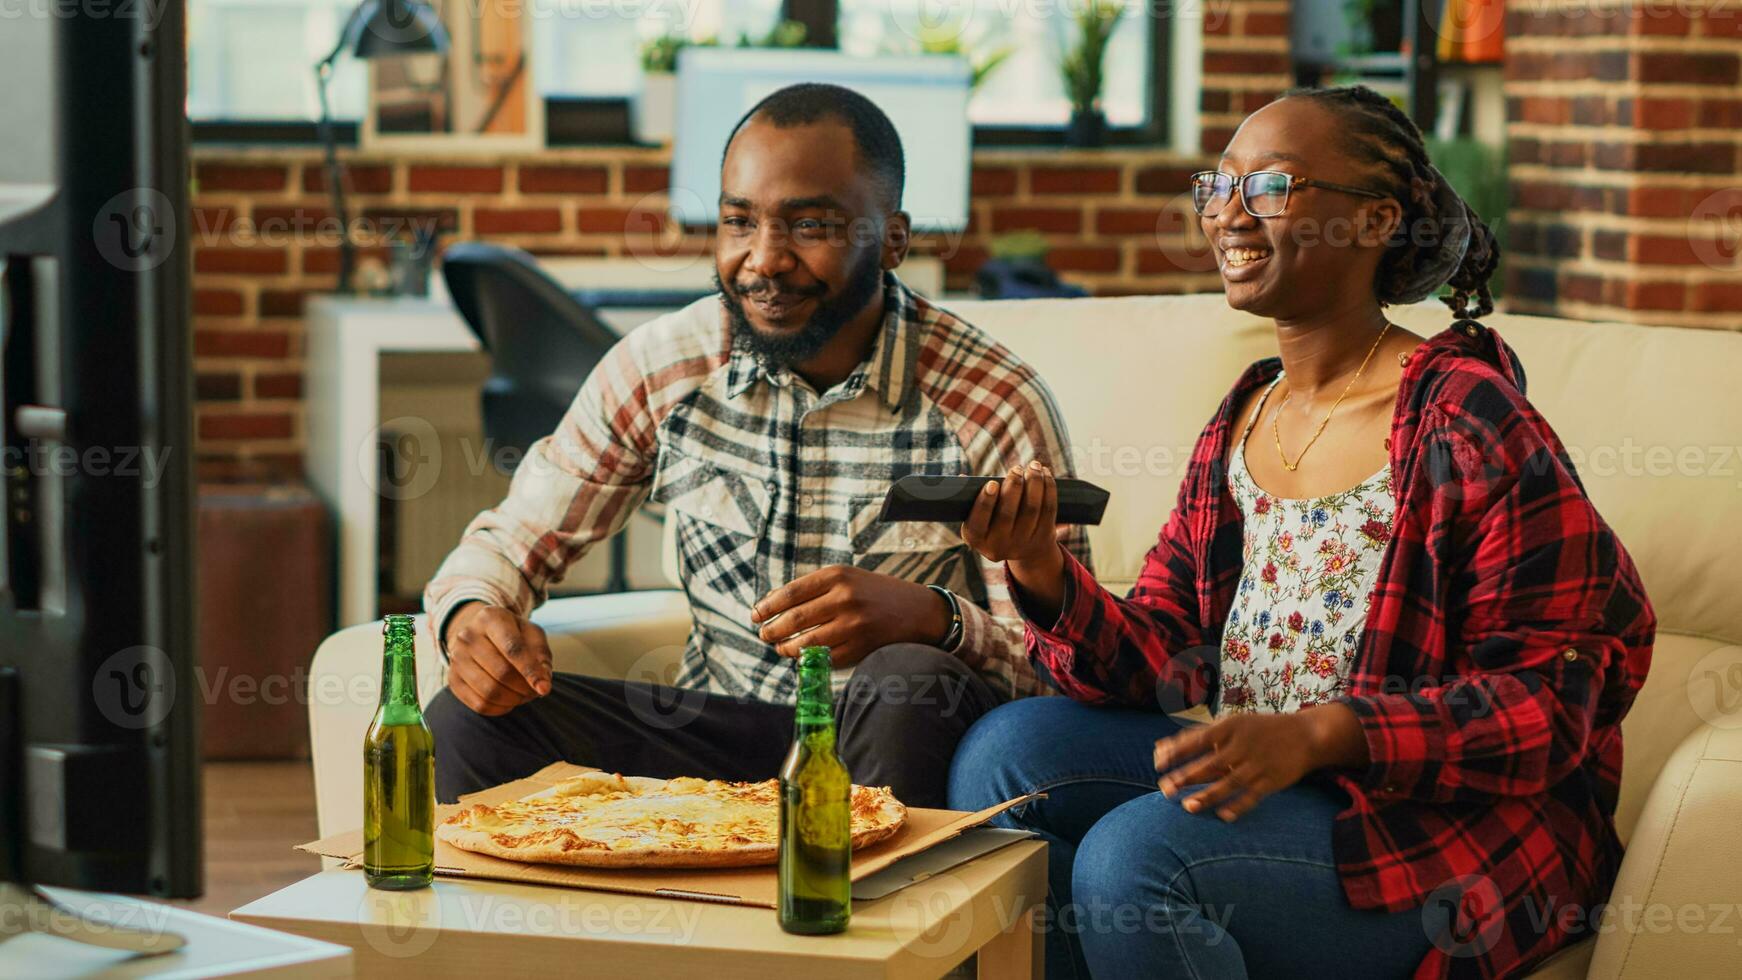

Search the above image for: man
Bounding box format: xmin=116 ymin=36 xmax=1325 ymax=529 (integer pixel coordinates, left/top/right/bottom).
xmin=424 ymin=83 xmax=1089 ymax=808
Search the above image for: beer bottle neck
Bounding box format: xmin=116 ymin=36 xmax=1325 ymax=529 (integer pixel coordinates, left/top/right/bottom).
xmin=794 ymin=646 xmax=834 ymax=735
xmin=379 ymin=618 xmax=420 ymax=716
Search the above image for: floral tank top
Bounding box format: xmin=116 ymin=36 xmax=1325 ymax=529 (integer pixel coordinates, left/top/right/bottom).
xmin=1216 ymin=375 xmax=1397 ymax=715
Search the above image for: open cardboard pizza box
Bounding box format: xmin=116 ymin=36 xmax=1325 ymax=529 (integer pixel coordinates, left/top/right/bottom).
xmin=298 ymin=762 xmax=1038 ymax=909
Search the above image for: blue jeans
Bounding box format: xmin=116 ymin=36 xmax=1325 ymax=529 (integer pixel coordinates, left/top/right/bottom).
xmin=948 ymin=697 xmax=1443 ymax=980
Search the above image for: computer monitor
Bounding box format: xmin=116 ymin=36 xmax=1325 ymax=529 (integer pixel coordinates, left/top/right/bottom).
xmin=0 ymin=4 xmax=201 ymax=906
xmin=668 ymin=49 xmax=973 ymax=233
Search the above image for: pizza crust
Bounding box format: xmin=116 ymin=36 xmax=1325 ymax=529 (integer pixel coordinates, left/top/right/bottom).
xmin=436 ymin=772 xmax=907 ymax=869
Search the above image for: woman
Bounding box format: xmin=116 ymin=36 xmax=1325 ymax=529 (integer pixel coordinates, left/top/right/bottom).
xmin=948 ymin=86 xmax=1655 ymax=980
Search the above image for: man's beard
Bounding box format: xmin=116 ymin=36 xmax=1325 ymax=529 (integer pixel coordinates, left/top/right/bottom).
xmin=717 ymin=254 xmax=885 ymax=369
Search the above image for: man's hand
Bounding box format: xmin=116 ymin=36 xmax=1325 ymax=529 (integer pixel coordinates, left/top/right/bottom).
xmin=443 ymin=603 xmax=554 ymax=716
xmin=1151 ymin=704 xmax=1365 ymax=821
xmin=751 ymin=565 xmax=951 ymax=666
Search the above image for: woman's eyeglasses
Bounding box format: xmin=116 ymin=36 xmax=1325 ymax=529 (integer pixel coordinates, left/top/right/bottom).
xmin=1191 ymin=170 xmax=1388 ymax=218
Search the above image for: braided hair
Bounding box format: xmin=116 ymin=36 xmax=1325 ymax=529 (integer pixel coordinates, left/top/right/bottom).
xmin=1283 ymin=84 xmax=1501 ymax=319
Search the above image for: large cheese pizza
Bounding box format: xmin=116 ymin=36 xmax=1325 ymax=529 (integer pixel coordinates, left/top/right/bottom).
xmin=437 ymin=771 xmax=907 ymax=869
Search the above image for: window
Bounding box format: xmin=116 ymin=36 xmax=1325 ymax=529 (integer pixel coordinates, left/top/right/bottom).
xmin=188 ymin=0 xmax=369 ymax=120
xmin=532 ymin=0 xmax=784 ymax=98
xmin=835 ymin=0 xmax=1155 ymax=129
xmin=188 ymin=0 xmax=1168 ymax=145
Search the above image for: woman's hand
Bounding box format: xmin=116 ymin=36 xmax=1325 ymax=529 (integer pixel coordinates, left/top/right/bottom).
xmin=961 ymin=460 xmax=1067 ymax=618
xmin=1152 ymin=704 xmax=1367 ymax=821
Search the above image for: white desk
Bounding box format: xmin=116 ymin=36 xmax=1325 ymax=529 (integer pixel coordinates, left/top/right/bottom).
xmin=303 ymin=297 xmax=667 ymax=629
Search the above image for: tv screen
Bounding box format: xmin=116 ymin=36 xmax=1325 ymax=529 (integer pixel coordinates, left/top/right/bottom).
xmin=0 ymin=9 xmax=200 ymax=898
xmin=667 ymin=49 xmax=974 ymax=233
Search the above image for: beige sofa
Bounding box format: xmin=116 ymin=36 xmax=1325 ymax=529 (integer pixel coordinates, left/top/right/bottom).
xmin=308 ymin=293 xmax=1742 ymax=978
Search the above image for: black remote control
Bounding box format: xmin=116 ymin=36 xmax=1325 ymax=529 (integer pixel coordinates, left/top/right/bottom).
xmin=878 ymin=474 xmax=1110 ymax=525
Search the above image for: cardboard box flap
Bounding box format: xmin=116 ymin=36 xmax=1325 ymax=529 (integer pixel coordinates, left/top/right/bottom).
xmin=297 ymin=762 xmax=1037 ymax=909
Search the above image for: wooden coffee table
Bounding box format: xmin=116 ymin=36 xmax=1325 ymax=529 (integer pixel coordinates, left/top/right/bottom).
xmin=230 ymin=839 xmax=1046 ymax=979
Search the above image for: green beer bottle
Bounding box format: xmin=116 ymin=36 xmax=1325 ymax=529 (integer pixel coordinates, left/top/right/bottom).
xmin=778 ymin=645 xmax=852 ymax=934
xmin=364 ymin=614 xmax=435 ymax=889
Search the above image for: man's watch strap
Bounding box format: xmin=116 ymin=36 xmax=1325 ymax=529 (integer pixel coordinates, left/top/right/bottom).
xmin=927 ymin=584 xmax=964 ymax=652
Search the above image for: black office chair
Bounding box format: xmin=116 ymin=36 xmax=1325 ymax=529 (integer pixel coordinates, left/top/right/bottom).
xmin=442 ymin=242 xmax=631 ymax=594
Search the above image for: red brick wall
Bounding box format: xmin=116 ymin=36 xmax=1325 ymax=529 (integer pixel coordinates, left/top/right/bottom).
xmin=1200 ymin=0 xmax=1296 ymax=153
xmin=1504 ymin=0 xmax=1742 ymax=325
xmin=189 ymin=148 xmax=1226 ymax=480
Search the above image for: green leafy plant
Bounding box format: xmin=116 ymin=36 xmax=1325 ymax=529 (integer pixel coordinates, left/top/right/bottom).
xmin=1425 ymin=135 xmax=1508 ymax=300
xmin=1058 ymin=0 xmax=1125 ymax=113
xmin=916 ymin=27 xmax=1015 ymax=91
xmin=737 ymin=19 xmax=808 ymax=49
xmin=640 ymin=33 xmax=717 ymax=74
xmin=1339 ymin=0 xmax=1379 ymax=58
xmin=642 ymin=18 xmax=803 ymax=75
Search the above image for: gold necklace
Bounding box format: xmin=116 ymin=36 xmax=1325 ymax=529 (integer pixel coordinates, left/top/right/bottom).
xmin=1272 ymin=322 xmax=1392 ymax=472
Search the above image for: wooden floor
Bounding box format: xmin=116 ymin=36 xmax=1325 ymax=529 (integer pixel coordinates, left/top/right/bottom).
xmin=169 ymin=760 xmax=326 ymax=918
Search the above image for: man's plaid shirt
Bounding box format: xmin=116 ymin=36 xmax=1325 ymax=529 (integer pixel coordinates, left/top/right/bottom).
xmin=1019 ymin=321 xmax=1655 ymax=979
xmin=427 ymin=275 xmax=1090 ymax=703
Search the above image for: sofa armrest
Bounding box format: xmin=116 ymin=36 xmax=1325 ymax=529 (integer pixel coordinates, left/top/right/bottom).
xmin=1587 ymin=709 xmax=1742 ymax=979
xmin=307 ymin=589 xmax=691 ymax=840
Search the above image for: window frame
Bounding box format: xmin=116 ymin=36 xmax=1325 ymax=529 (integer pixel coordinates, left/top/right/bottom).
xmin=189 ymin=0 xmax=1171 ymax=149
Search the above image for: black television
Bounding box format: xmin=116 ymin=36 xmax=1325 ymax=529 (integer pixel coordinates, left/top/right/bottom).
xmin=0 ymin=0 xmax=200 ymax=913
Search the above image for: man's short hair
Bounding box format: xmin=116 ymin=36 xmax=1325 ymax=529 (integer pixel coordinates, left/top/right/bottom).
xmin=723 ymin=82 xmax=905 ymax=212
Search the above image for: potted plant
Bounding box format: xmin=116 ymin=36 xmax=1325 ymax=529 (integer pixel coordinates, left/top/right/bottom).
xmin=736 ymin=19 xmax=808 ymax=49
xmin=1059 ymin=0 xmax=1125 ymax=147
xmin=633 ymin=33 xmax=696 ymax=145
xmin=634 ymin=22 xmax=807 ymax=145
xmin=915 ymin=26 xmax=1015 ymax=91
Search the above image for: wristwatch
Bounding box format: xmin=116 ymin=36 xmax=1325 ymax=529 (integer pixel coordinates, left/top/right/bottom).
xmin=927 ymin=584 xmax=964 ymax=652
